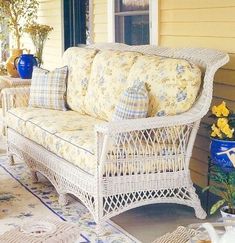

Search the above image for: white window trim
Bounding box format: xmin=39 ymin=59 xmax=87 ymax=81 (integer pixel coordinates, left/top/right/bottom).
xmin=107 ymin=0 xmax=159 ymax=45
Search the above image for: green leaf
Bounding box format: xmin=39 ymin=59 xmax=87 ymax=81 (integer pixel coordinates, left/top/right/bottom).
xmin=210 ymin=174 xmax=227 ymax=184
xmin=210 ymin=199 xmax=226 ymax=215
xmin=213 ymin=185 xmax=227 ymax=193
xmin=202 ymin=186 xmax=210 ymax=193
xmin=229 ymin=173 xmax=235 ymax=185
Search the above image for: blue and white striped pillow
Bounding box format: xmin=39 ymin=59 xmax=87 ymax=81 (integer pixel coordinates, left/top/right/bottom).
xmin=29 ymin=66 xmax=68 ymax=111
xmin=113 ymin=82 xmax=149 ymax=120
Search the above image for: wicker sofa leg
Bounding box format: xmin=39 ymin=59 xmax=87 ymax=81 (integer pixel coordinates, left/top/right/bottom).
xmin=58 ymin=193 xmax=69 ymax=206
xmin=8 ymin=153 xmax=15 ymax=165
xmin=189 ymin=187 xmax=207 ymax=219
xmin=31 ymin=171 xmax=38 ymax=183
xmin=194 ymin=204 xmax=207 ymax=220
xmin=95 ymin=220 xmax=106 ymax=236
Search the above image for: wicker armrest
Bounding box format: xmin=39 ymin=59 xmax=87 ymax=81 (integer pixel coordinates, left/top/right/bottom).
xmin=95 ymin=108 xmax=199 ymax=135
xmin=1 ymin=87 xmax=30 ymax=116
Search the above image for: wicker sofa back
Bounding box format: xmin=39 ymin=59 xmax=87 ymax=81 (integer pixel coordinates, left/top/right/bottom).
xmin=63 ymin=47 xmax=201 ymax=121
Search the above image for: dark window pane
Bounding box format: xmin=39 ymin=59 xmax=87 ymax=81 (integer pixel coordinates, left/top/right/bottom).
xmin=63 ymin=0 xmax=88 ymax=50
xmin=114 ymin=0 xmax=149 ymax=45
xmin=119 ymin=0 xmax=149 ymax=12
xmin=116 ymin=15 xmax=149 ymax=45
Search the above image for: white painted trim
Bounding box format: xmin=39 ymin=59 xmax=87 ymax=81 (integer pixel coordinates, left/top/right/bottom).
xmin=150 ymin=0 xmax=159 ymax=45
xmin=107 ymin=0 xmax=115 ymax=42
xmin=89 ymin=0 xmax=94 ymax=44
xmin=107 ymin=0 xmax=159 ymax=45
xmin=61 ymin=0 xmax=65 ymax=51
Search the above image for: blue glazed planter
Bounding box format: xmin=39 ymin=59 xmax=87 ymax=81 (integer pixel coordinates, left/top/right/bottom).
xmin=14 ymin=54 xmax=38 ymax=79
xmin=210 ymin=138 xmax=235 ymax=172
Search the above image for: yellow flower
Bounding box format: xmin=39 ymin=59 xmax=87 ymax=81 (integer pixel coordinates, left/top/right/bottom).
xmin=227 ymin=130 xmax=234 ymax=139
xmin=212 ymin=101 xmax=229 ymax=117
xmin=211 ymin=124 xmax=223 ymax=138
xmin=217 ymin=118 xmax=228 ymax=129
xmin=221 ymin=125 xmax=234 ymax=138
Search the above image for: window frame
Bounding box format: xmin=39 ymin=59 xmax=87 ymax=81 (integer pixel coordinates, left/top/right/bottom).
xmin=107 ymin=0 xmax=158 ymax=45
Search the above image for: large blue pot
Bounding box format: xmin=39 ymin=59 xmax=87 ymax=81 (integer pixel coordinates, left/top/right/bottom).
xmin=14 ymin=54 xmax=38 ymax=79
xmin=210 ymin=138 xmax=235 ymax=172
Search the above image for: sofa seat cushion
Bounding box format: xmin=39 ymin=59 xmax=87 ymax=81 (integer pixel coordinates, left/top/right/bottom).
xmin=7 ymin=108 xmax=184 ymax=175
xmin=84 ymin=50 xmax=142 ymax=121
xmin=7 ymin=107 xmax=105 ymax=175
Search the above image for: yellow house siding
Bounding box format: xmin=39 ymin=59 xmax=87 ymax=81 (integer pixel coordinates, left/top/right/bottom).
xmin=37 ymin=0 xmax=63 ymax=70
xmin=159 ymin=0 xmax=235 ymax=188
xmin=22 ymin=0 xmax=63 ymax=70
xmin=93 ymin=0 xmax=108 ymax=42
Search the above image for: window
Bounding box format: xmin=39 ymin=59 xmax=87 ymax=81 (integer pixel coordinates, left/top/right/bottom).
xmin=63 ymin=0 xmax=89 ymax=50
xmin=115 ymin=0 xmax=149 ymax=45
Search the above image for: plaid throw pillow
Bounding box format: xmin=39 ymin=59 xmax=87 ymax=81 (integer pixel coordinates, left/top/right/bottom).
xmin=112 ymin=82 xmax=149 ymax=145
xmin=29 ymin=66 xmax=68 ymax=110
xmin=113 ymin=82 xmax=149 ymax=121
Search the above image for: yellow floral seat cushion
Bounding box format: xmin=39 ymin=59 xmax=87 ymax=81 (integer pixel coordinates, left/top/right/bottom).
xmin=6 ymin=107 xmax=105 ymax=175
xmin=6 ymin=108 xmax=182 ymax=175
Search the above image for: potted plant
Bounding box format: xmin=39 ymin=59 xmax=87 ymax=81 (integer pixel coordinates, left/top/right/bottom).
xmin=204 ymin=101 xmax=235 ymax=218
xmin=204 ymin=161 xmax=235 ymax=217
xmin=24 ymin=22 xmax=53 ymax=67
xmin=209 ymin=101 xmax=235 ymax=172
xmin=0 ymin=0 xmax=38 ymax=77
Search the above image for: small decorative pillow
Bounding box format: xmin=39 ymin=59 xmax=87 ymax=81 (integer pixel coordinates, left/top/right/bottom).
xmin=29 ymin=66 xmax=68 ymax=110
xmin=112 ymin=81 xmax=149 ymax=145
xmin=113 ymin=81 xmax=149 ymax=121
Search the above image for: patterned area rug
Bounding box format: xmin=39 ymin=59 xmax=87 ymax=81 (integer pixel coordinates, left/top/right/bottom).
xmin=0 ymin=156 xmax=139 ymax=242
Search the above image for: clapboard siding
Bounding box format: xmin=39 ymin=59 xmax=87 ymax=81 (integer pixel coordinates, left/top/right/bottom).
xmin=161 ymin=0 xmax=235 ymax=10
xmin=161 ymin=8 xmax=235 ymax=22
xmin=160 ymin=36 xmax=235 ymax=53
xmin=92 ymin=0 xmax=108 ymax=43
xmin=159 ymin=0 xmax=235 ymax=187
xmin=215 ymin=69 xmax=235 ymax=86
xmin=21 ymin=0 xmax=63 ymax=70
xmin=37 ymin=0 xmax=63 ymax=70
xmin=224 ymin=54 xmax=235 ymax=70
xmin=161 ymin=23 xmax=235 ymax=38
xmin=190 ymin=171 xmax=208 ymax=188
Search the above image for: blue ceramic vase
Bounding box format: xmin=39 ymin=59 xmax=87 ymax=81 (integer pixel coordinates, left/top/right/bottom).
xmin=210 ymin=138 xmax=235 ymax=172
xmin=14 ymin=54 xmax=38 ymax=79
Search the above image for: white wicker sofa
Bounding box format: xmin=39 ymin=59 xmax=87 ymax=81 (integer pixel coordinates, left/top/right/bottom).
xmin=4 ymin=43 xmax=229 ymax=230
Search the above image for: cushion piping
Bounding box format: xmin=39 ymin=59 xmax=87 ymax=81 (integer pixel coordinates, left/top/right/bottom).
xmin=8 ymin=110 xmax=95 ymax=155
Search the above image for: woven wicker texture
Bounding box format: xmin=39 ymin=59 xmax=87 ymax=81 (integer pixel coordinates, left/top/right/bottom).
xmin=0 ymin=218 xmax=80 ymax=243
xmin=0 ymin=76 xmax=30 ymax=107
xmin=152 ymin=226 xmax=196 ymax=243
xmin=4 ymin=43 xmax=229 ymax=232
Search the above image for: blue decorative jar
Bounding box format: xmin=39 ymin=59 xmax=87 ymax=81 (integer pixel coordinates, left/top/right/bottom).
xmin=14 ymin=54 xmax=38 ymax=79
xmin=210 ymin=138 xmax=235 ymax=172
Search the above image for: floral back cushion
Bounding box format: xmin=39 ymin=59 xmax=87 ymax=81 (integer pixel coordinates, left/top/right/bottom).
xmin=83 ymin=50 xmax=142 ymax=121
xmin=62 ymin=47 xmax=98 ymax=113
xmin=127 ymin=55 xmax=202 ymax=117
